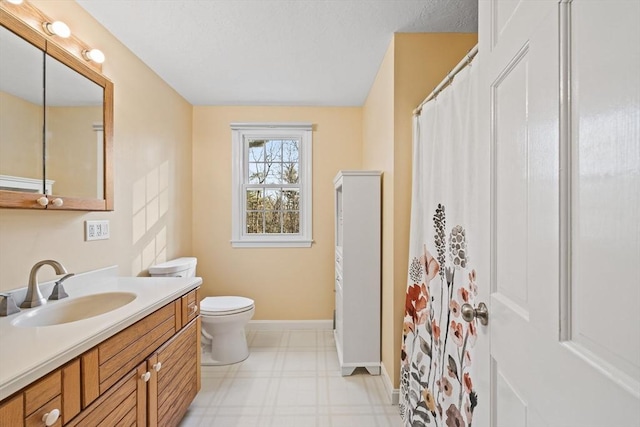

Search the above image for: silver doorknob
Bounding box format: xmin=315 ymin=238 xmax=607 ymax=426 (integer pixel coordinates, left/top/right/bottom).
xmin=461 ymin=302 xmax=489 ymax=325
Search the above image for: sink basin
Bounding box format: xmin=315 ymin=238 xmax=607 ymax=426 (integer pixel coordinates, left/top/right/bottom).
xmin=11 ymin=292 xmax=137 ymax=327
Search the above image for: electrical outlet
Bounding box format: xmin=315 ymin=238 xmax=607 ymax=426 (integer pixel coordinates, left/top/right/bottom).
xmin=85 ymin=220 xmax=110 ymax=241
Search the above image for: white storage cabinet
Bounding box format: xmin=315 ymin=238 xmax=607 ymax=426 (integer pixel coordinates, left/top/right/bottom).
xmin=333 ymin=170 xmax=381 ymax=376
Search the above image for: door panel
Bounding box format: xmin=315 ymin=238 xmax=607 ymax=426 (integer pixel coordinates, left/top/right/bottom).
xmin=569 ymin=0 xmax=640 ymax=385
xmin=493 ymin=44 xmax=531 ymax=316
xmin=495 ymin=369 xmax=526 ymax=427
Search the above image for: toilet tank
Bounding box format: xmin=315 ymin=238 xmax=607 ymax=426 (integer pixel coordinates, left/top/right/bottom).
xmin=149 ymin=257 xmax=197 ymax=278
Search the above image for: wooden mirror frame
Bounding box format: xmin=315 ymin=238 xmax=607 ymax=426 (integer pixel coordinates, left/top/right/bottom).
xmin=0 ymin=1 xmax=113 ymax=211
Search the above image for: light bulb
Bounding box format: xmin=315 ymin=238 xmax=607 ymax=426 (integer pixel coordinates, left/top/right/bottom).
xmin=82 ymin=48 xmax=105 ymax=64
xmin=43 ymin=21 xmax=71 ymax=38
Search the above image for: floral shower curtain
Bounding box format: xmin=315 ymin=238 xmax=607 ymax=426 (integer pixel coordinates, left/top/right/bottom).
xmin=400 ymin=58 xmax=481 ymax=427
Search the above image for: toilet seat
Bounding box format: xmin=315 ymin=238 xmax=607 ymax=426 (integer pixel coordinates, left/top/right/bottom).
xmin=201 ymin=296 xmax=254 ymax=316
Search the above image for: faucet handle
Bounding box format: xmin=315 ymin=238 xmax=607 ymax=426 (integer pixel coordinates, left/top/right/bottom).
xmin=0 ymin=293 xmax=20 ymax=316
xmin=48 ymin=273 xmax=74 ymax=301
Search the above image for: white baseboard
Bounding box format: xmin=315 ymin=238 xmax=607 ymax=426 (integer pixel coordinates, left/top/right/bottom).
xmin=381 ymin=362 xmax=400 ymax=405
xmin=246 ymin=319 xmax=333 ymax=331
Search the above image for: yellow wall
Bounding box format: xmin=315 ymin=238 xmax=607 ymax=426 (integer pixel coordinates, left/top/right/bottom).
xmin=0 ymin=0 xmax=193 ymax=290
xmin=363 ymin=33 xmax=478 ymax=388
xmin=362 ymin=41 xmax=397 ymax=388
xmin=192 ymin=106 xmax=362 ymax=320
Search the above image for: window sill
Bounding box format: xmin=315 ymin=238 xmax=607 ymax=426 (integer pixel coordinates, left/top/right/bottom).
xmin=230 ymin=239 xmax=314 ymax=248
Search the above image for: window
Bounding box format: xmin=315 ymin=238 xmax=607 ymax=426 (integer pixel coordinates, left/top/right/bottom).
xmin=231 ymin=123 xmax=313 ymax=247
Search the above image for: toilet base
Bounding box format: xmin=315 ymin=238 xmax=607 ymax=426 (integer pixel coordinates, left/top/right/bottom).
xmin=201 ymin=348 xmax=249 ymax=366
xmin=200 ymin=327 xmax=250 ymax=366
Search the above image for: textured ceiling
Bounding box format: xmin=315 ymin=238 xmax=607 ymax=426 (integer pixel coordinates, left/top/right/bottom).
xmin=76 ymin=0 xmax=478 ymax=106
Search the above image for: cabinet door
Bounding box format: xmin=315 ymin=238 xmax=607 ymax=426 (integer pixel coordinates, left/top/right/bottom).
xmin=66 ymin=363 xmax=147 ymax=427
xmin=150 ymin=318 xmax=200 ymax=427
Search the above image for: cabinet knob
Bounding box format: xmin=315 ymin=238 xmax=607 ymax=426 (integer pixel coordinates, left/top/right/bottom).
xmin=141 ymin=371 xmax=151 ymax=382
xmin=37 ymin=196 xmax=49 ymax=206
xmin=42 ymin=408 xmax=60 ymax=426
xmin=153 ymin=362 xmax=162 ymax=372
xmin=51 ymin=198 xmax=63 ymax=207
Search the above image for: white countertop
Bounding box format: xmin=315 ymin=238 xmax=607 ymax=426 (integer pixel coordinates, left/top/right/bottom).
xmin=0 ymin=266 xmax=202 ymax=401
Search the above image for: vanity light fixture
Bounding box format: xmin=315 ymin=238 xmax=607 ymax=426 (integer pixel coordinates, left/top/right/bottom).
xmin=82 ymin=48 xmax=105 ymax=64
xmin=42 ymin=20 xmax=71 ymax=38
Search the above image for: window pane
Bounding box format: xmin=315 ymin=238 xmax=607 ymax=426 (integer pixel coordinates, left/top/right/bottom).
xmin=265 ymin=139 xmax=283 ymax=161
xmin=264 ymin=189 xmax=281 ymax=209
xmin=264 ymin=163 xmax=282 ymax=184
xmin=282 ymin=163 xmax=299 ymax=184
xmin=248 ymin=139 xmax=265 ymax=162
xmin=283 ymin=211 xmax=300 ymax=234
xmin=248 ymin=162 xmax=266 ymax=184
xmin=246 ymin=211 xmax=264 ymax=234
xmin=246 ymin=189 xmax=264 ymax=210
xmin=282 ymin=140 xmax=299 ymax=162
xmin=282 ymin=189 xmax=300 ymax=210
xmin=265 ymin=210 xmax=282 ymax=233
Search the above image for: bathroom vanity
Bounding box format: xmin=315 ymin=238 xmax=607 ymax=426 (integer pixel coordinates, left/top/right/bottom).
xmin=0 ymin=267 xmax=201 ymax=426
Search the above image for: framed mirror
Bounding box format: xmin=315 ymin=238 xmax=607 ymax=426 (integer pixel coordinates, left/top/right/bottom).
xmin=0 ymin=3 xmax=113 ymax=211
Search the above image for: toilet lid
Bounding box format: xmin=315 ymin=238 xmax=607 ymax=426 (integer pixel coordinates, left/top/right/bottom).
xmin=200 ymin=296 xmax=254 ymax=315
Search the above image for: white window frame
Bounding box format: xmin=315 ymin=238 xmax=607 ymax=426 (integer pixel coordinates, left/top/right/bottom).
xmin=230 ymin=122 xmax=313 ymax=248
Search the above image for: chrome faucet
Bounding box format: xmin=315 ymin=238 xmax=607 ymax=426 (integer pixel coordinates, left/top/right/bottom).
xmin=21 ymin=260 xmax=71 ymax=308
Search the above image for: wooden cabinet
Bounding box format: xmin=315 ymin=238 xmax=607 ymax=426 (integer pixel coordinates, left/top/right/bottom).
xmin=333 ymin=171 xmax=381 ymax=376
xmin=0 ymin=287 xmax=200 ymax=427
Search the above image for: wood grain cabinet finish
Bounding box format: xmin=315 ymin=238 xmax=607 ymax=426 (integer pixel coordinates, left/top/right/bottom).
xmin=148 ymin=318 xmax=200 ymax=427
xmin=81 ymin=302 xmax=178 ymax=405
xmin=0 ymin=394 xmax=23 ymax=427
xmin=66 ymin=363 xmax=147 ymax=427
xmin=0 ymin=287 xmax=200 ymax=427
xmin=181 ymin=288 xmax=200 ymax=327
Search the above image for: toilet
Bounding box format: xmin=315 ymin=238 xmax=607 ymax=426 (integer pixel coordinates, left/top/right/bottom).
xmin=149 ymin=257 xmax=255 ymax=366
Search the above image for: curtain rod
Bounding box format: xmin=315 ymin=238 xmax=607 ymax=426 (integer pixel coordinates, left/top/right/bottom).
xmin=413 ymin=44 xmax=479 ymax=116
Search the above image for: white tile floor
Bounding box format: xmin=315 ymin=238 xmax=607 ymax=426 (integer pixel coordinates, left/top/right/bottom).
xmin=179 ymin=329 xmax=403 ymax=427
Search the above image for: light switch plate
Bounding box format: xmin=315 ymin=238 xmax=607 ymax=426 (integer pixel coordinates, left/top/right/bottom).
xmin=85 ymin=220 xmax=110 ymax=241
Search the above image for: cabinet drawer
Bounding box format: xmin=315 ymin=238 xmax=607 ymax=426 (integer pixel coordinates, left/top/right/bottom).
xmin=82 ymin=302 xmax=177 ymax=404
xmin=25 ymin=396 xmax=61 ymax=427
xmin=24 ymin=370 xmax=60 ymax=416
xmin=181 ymin=288 xmax=199 ymax=327
xmin=98 ymin=303 xmax=176 ymax=393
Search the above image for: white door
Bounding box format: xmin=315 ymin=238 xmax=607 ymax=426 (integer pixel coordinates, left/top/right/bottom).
xmin=475 ymin=0 xmax=640 ymax=426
